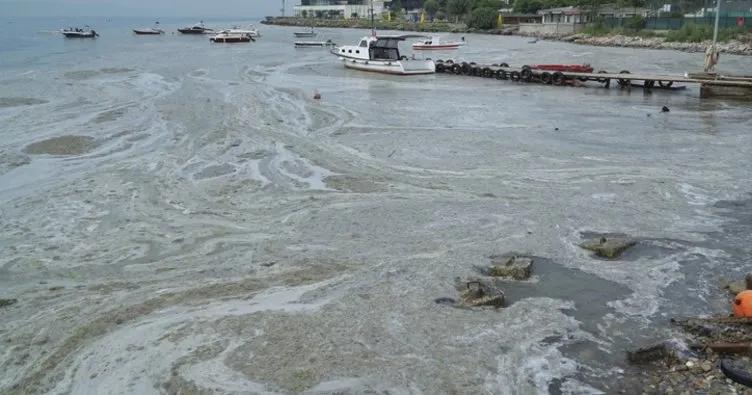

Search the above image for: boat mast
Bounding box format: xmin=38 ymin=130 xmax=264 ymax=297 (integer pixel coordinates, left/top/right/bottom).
xmin=370 ymin=0 xmax=376 ymax=36
xmin=712 ymin=0 xmax=721 ymax=46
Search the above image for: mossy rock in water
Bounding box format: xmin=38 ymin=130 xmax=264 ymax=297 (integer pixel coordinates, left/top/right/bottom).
xmin=724 ymin=280 xmax=747 ymax=296
xmin=626 ymin=340 xmax=692 ymax=364
xmin=0 ymin=298 xmax=18 ymax=308
xmin=455 ymin=277 xmax=506 ymax=308
xmin=477 ymin=254 xmax=533 ymax=280
xmin=579 ymin=236 xmax=636 ymax=259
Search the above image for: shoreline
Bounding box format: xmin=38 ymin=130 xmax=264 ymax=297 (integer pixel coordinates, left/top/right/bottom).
xmin=261 ymin=17 xmax=752 ymax=56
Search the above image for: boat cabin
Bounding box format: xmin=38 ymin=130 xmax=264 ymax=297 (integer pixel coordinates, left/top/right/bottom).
xmin=336 ymin=34 xmax=430 ymax=61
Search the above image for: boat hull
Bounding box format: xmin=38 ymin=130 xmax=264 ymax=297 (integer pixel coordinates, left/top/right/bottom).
xmin=210 ymin=36 xmax=251 ymax=43
xmin=295 ymin=41 xmax=335 ymax=48
xmin=412 ymin=44 xmax=460 ymax=50
xmin=178 ymin=28 xmax=213 ymax=34
xmin=334 ymin=53 xmax=435 ymax=75
xmin=61 ymin=31 xmax=97 ymax=38
xmin=133 ymin=29 xmax=163 ymax=35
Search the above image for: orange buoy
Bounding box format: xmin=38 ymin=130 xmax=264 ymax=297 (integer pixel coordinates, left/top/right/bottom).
xmin=313 ymin=91 xmax=321 ymax=100
xmin=733 ymin=290 xmax=752 ymax=317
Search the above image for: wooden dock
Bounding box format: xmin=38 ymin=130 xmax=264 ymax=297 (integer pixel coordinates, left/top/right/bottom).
xmin=432 ymin=60 xmax=752 ymax=100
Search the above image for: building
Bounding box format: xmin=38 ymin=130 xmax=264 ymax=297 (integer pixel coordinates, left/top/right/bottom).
xmin=519 ymin=4 xmax=651 ymax=35
xmin=498 ymin=8 xmax=542 ymax=25
xmin=294 ymin=0 xmax=389 ymax=19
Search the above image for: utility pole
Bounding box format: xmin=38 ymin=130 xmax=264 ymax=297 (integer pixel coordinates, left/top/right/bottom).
xmin=281 ymin=0 xmax=286 ymax=17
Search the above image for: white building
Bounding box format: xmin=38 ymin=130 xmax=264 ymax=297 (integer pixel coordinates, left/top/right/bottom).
xmin=294 ymin=0 xmax=389 ymax=19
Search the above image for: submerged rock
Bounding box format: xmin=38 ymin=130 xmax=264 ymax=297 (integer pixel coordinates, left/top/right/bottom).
xmin=0 ymin=298 xmax=18 ymax=308
xmin=579 ymin=236 xmax=636 ymax=259
xmin=475 ymin=254 xmax=533 ymax=280
xmin=435 ymin=278 xmax=506 ymax=309
xmin=627 ymin=339 xmax=696 ymax=364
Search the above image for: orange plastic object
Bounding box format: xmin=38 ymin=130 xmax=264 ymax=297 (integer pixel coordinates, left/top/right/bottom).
xmin=733 ymin=290 xmax=752 ymax=317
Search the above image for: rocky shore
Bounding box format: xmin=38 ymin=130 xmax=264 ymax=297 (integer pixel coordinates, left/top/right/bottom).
xmin=530 ymin=32 xmax=752 ymax=56
xmin=261 ymin=17 xmax=752 ymax=56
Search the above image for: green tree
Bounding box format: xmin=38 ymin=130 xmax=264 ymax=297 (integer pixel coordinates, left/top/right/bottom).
xmin=390 ymin=0 xmax=404 ymax=12
xmin=424 ymin=0 xmax=440 ymax=17
xmin=467 ymin=6 xmax=498 ymax=28
xmin=447 ymin=0 xmax=474 ymax=22
xmin=513 ymin=0 xmax=544 ymax=14
xmin=475 ymin=0 xmax=505 ymax=10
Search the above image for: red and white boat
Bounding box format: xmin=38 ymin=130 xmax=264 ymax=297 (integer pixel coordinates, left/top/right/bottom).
xmin=209 ymin=30 xmax=253 ymax=43
xmin=411 ymin=36 xmax=466 ymax=50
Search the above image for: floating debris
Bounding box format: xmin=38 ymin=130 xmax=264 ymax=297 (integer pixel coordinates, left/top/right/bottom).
xmin=579 ymin=236 xmax=636 ymax=259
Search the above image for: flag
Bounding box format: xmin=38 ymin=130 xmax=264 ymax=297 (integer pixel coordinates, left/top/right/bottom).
xmin=420 ymin=11 xmax=425 ymax=24
xmin=498 ymin=14 xmax=503 ymax=26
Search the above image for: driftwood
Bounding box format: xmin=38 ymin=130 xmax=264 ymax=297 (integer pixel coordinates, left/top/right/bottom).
xmin=690 ymin=343 xmax=752 ymax=354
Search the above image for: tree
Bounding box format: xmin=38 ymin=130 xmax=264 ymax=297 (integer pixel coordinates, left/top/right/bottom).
xmin=301 ymin=10 xmax=308 ymax=18
xmin=351 ymin=12 xmax=359 ymax=18
xmin=467 ymin=6 xmax=498 ymax=29
xmin=475 ymin=0 xmax=506 ymax=10
xmin=390 ymin=0 xmax=404 ymax=12
xmin=447 ymin=0 xmax=473 ymax=22
xmin=424 ymin=0 xmax=440 ymax=17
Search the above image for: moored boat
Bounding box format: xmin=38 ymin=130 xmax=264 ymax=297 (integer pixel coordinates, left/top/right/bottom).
xmin=178 ymin=22 xmax=214 ymax=34
xmin=294 ymin=27 xmax=316 ymax=38
xmin=61 ymin=26 xmax=98 ymax=38
xmin=227 ymin=24 xmax=260 ymax=37
xmin=411 ymin=36 xmax=465 ymax=50
xmin=210 ymin=30 xmax=253 ymax=43
xmin=295 ymin=39 xmax=336 ymax=48
xmin=331 ymin=33 xmax=435 ymax=75
xmin=133 ymin=22 xmax=164 ymax=35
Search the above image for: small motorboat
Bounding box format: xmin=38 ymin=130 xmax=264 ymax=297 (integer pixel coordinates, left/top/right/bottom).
xmin=412 ymin=36 xmax=464 ymax=50
xmin=210 ymin=30 xmax=253 ymax=43
xmin=133 ymin=23 xmax=164 ymax=35
xmin=295 ymin=39 xmax=336 ymax=48
xmin=331 ymin=33 xmax=435 ymax=75
xmin=61 ymin=26 xmax=98 ymax=38
xmin=178 ymin=21 xmax=214 ymax=34
xmin=227 ymin=24 xmax=260 ymax=37
xmin=529 ymin=64 xmax=594 ymax=73
xmin=294 ymin=27 xmax=317 ymax=38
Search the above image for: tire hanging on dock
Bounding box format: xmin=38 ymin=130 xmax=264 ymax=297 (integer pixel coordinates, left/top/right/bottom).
xmin=520 ymin=67 xmax=533 ymax=82
xmin=495 ymin=69 xmax=507 ymax=80
xmin=617 ymin=70 xmax=631 ymax=87
xmin=461 ymin=62 xmax=472 ymax=75
xmin=658 ymin=81 xmax=673 ymax=88
xmin=452 ymin=63 xmax=462 ymax=74
xmin=540 ymin=72 xmax=553 ymax=85
xmin=436 ymin=63 xmax=445 ymax=73
xmin=552 ymin=71 xmax=566 ymax=86
xmin=596 ymin=70 xmax=609 ymax=83
xmin=510 ymin=71 xmax=521 ymax=81
xmin=499 ymin=62 xmax=509 ymax=68
xmin=482 ymin=67 xmax=493 ymax=78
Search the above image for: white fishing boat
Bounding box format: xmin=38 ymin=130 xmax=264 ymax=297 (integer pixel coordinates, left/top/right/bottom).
xmin=209 ymin=30 xmax=254 ymax=43
xmin=331 ymin=33 xmax=435 ymax=75
xmin=294 ymin=27 xmax=317 ymax=38
xmin=61 ymin=26 xmax=98 ymax=38
xmin=411 ymin=36 xmax=465 ymax=50
xmin=295 ymin=39 xmax=336 ymax=48
xmin=227 ymin=24 xmax=260 ymax=37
